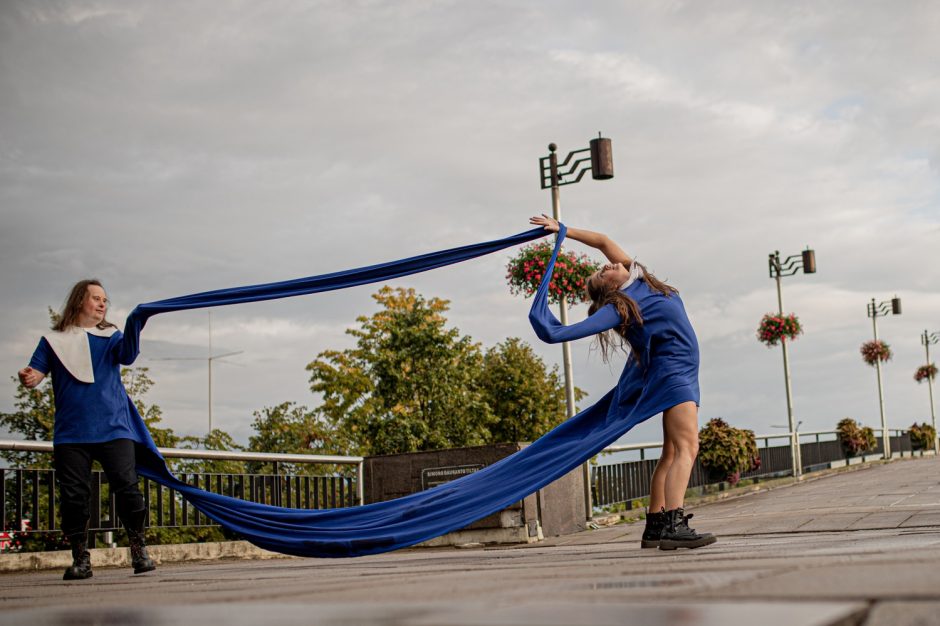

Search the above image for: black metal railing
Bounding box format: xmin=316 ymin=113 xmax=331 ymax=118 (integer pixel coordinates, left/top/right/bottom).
xmin=1 ymin=441 xmax=363 ymax=550
xmin=593 ymin=430 xmax=918 ymax=508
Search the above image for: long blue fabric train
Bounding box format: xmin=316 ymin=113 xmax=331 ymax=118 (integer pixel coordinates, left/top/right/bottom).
xmin=119 ymin=225 xmax=664 ymax=557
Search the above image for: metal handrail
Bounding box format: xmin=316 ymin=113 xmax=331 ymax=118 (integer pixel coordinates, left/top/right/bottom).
xmin=0 ymin=439 xmax=365 ymax=506
xmin=600 ymin=428 xmax=908 ymax=457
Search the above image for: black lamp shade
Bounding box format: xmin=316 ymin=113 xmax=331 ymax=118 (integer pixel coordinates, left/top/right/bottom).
xmin=801 ymin=249 xmax=816 ymax=274
xmin=590 ymin=137 xmax=614 ymax=180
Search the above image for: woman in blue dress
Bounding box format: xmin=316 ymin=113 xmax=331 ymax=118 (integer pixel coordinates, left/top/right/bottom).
xmin=19 ymin=279 xmax=157 ymax=578
xmin=530 ymin=215 xmax=715 ymax=550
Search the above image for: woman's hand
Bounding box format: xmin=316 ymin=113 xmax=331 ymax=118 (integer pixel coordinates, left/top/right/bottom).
xmin=530 ymin=214 xmax=559 ymax=233
xmin=18 ymin=367 xmax=44 ymax=389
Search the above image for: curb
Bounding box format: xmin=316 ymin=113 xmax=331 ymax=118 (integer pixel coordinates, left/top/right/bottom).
xmin=0 ymin=540 xmax=293 ymax=573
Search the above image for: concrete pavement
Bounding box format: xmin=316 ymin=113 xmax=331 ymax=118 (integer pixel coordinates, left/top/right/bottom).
xmin=2 ymin=456 xmax=940 ymax=625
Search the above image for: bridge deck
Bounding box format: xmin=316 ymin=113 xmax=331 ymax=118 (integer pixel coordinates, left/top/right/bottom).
xmin=3 ymin=456 xmax=940 ymax=626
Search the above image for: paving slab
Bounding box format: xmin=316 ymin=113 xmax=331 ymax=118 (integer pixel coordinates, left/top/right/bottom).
xmin=864 ymin=601 xmax=940 ymax=626
xmin=1 ymin=455 xmax=939 ymax=625
xmin=0 ymin=600 xmax=870 ymax=626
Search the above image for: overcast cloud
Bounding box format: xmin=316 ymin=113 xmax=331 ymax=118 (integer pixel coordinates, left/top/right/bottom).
xmin=1 ymin=1 xmax=938 ymax=450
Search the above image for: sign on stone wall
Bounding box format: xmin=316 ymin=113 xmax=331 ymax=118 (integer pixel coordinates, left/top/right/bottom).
xmin=421 ymin=464 xmax=485 ymax=490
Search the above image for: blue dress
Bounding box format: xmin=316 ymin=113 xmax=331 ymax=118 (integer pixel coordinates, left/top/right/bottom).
xmin=529 ymin=274 xmax=701 ymax=427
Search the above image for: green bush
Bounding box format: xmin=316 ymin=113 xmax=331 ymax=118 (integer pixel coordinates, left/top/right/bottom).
xmin=698 ymin=418 xmax=760 ymax=485
xmin=836 ymin=418 xmax=877 ymax=456
xmin=909 ymin=422 xmax=937 ymax=450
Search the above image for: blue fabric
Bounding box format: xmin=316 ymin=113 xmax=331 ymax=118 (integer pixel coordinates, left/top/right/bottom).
xmin=29 ymin=334 xmax=144 ymax=445
xmin=116 ymin=225 xmax=698 ymax=558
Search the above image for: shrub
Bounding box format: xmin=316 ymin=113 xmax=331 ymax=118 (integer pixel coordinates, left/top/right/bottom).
xmin=698 ymin=418 xmax=760 ymax=485
xmin=836 ymin=418 xmax=877 ymax=455
xmin=909 ymin=422 xmax=937 ymax=450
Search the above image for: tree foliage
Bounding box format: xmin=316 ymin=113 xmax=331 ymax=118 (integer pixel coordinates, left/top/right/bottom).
xmin=247 ymin=401 xmax=341 ymax=474
xmin=121 ymin=367 xmax=178 ymax=449
xmin=481 ymin=338 xmax=582 ymax=443
xmin=306 ymin=286 xmax=580 ymax=456
xmin=173 ymin=429 xmax=244 ymax=475
xmin=0 ymin=378 xmax=56 ymax=467
xmin=308 ymin=287 xmax=495 ymax=456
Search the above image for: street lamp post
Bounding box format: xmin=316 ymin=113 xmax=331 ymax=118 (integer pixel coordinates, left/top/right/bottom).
xmin=767 ymin=248 xmax=816 ymax=477
xmin=920 ymin=330 xmax=939 ymax=453
xmin=867 ymin=297 xmax=902 ymax=460
xmin=539 ymin=134 xmax=614 ymax=520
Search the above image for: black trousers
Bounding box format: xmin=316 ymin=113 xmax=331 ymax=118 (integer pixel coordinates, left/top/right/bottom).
xmin=54 ymin=438 xmax=145 ymax=537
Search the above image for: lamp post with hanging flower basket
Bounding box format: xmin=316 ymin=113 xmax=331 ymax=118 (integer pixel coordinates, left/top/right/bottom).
xmin=919 ymin=330 xmax=939 ymax=452
xmin=536 ymin=135 xmax=614 ymax=521
xmin=866 ymin=296 xmax=902 ymax=459
xmin=766 ymin=248 xmax=816 ymax=477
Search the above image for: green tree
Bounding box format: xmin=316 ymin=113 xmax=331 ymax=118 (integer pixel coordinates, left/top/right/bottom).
xmin=247 ymin=401 xmax=338 ymax=474
xmin=173 ymin=429 xmax=244 ymax=475
xmin=481 ymin=337 xmax=584 ymax=443
xmin=0 ymin=378 xmax=56 ymax=467
xmin=122 ymin=367 xmax=178 ymax=449
xmin=307 ymin=287 xmax=496 ymax=456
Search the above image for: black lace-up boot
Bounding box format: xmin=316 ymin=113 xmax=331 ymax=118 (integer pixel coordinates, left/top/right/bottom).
xmin=640 ymin=510 xmax=667 ymax=548
xmin=123 ymin=508 xmax=156 ymax=574
xmin=63 ymin=528 xmax=93 ymax=580
xmin=659 ymin=508 xmax=717 ymax=550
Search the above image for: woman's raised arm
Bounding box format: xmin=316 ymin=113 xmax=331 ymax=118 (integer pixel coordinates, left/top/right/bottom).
xmin=529 ymin=214 xmax=632 ymax=266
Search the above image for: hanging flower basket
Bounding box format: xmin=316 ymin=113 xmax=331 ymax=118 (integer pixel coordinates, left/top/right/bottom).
xmin=860 ymin=340 xmax=892 ymax=366
xmin=506 ymin=241 xmax=599 ymax=305
xmin=756 ymin=313 xmax=803 ymax=347
xmin=915 ymin=363 xmax=937 ymax=383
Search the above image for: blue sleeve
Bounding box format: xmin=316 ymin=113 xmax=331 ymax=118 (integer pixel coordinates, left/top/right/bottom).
xmin=528 ymin=302 xmax=622 ymax=344
xmin=112 ymin=310 xmax=147 ymax=365
xmin=28 ymin=337 xmax=52 ymax=374
xmin=524 ymin=222 xmax=622 ymax=344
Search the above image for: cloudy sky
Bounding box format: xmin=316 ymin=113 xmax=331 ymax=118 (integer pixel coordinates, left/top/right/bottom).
xmin=2 ymin=1 xmax=938 ymax=453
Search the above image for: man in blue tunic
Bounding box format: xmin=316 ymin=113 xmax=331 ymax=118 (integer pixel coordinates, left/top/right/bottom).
xmin=19 ymin=279 xmax=156 ymax=579
xmin=529 ymin=215 xmax=716 ymax=550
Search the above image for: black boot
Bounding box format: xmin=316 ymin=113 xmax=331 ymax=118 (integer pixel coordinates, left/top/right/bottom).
xmin=123 ymin=508 xmax=156 ymax=574
xmin=640 ymin=510 xmax=667 ymax=548
xmin=63 ymin=530 xmax=93 ymax=580
xmin=659 ymin=508 xmax=717 ymax=551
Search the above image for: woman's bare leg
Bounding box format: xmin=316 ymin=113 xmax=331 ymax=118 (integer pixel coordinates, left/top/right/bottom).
xmin=658 ymin=401 xmax=715 ymax=549
xmin=662 ymin=401 xmax=699 ymax=510
xmin=648 ymin=430 xmax=675 ymax=512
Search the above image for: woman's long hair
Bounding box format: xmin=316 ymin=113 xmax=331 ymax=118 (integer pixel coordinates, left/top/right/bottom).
xmin=586 ymin=262 xmax=677 ymax=363
xmin=52 ymin=279 xmax=116 ymax=331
